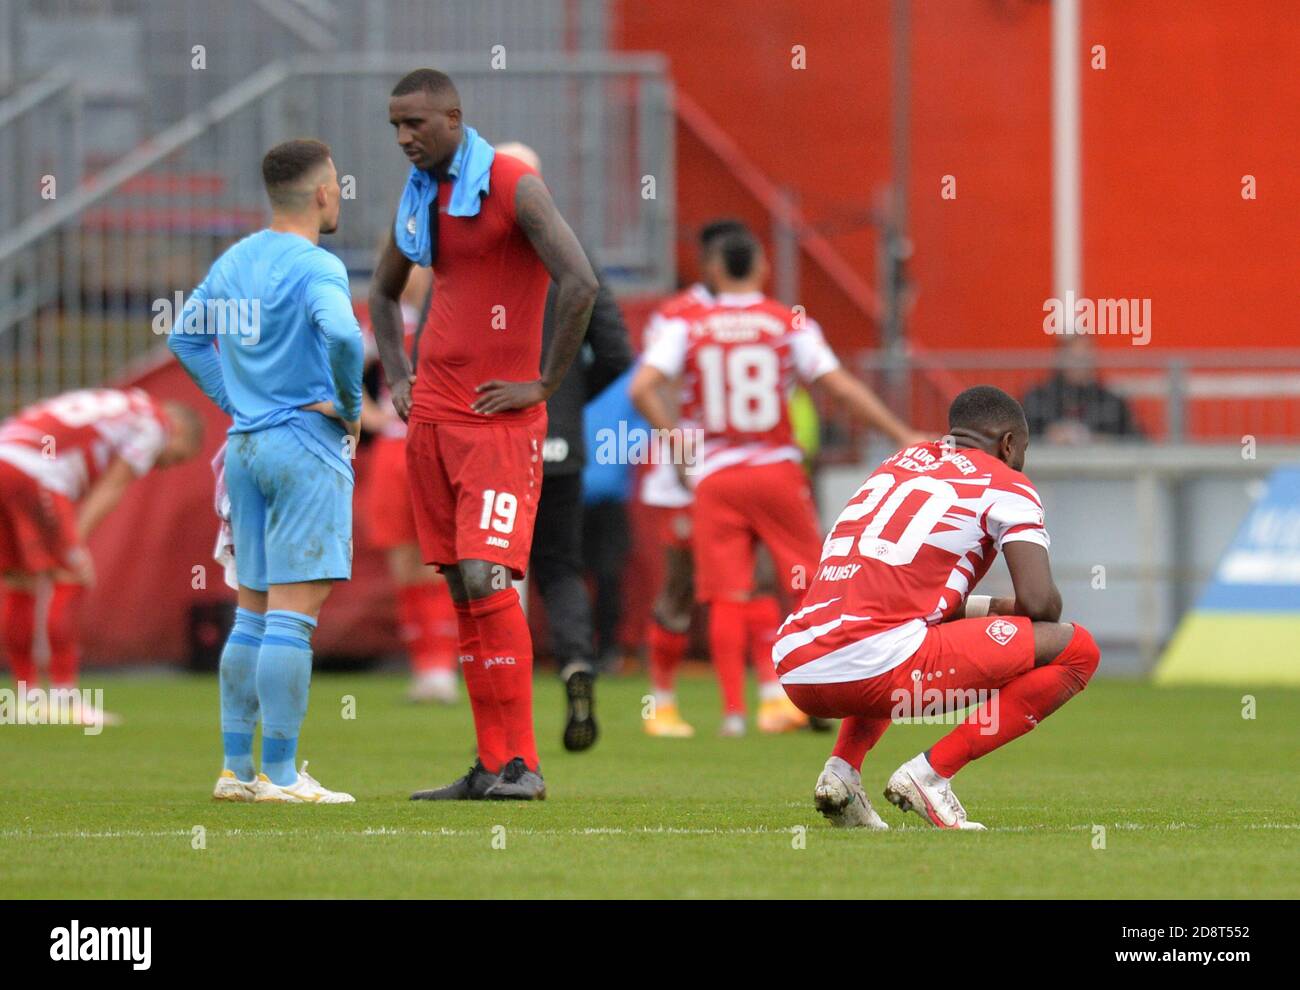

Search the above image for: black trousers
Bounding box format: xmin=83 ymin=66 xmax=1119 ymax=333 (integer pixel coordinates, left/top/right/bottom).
xmin=582 ymin=498 xmax=631 ymax=665
xmin=529 ymin=471 xmax=595 ymax=669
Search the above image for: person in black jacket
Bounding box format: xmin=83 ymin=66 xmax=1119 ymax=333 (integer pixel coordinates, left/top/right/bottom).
xmin=1022 ymin=334 xmax=1144 ymax=443
xmin=497 ymin=143 xmax=634 ymax=753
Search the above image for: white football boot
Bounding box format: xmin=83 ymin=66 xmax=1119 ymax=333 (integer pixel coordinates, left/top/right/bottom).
xmin=253 ymin=761 xmax=355 ymax=804
xmin=718 ymin=714 xmax=747 ymax=737
xmin=884 ymin=753 xmax=985 ymax=830
xmin=212 ymin=769 xmax=257 ymax=802
xmin=814 ymin=756 xmax=889 ymax=830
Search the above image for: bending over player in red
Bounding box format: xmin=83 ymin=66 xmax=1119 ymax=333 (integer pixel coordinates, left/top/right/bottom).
xmin=777 ymin=385 xmax=1100 ymax=829
xmin=0 ymin=388 xmax=203 ymax=724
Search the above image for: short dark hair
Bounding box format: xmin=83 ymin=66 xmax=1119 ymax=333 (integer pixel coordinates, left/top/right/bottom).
xmin=716 ymin=228 xmax=760 ymax=279
xmin=391 ymin=68 xmax=459 ymax=102
xmin=948 ymin=386 xmax=1028 ymax=437
xmin=698 ymin=218 xmax=749 ymax=251
xmin=261 ymin=139 xmax=332 ymax=206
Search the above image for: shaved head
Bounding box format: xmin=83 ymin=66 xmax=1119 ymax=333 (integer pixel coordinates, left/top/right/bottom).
xmin=494 ymin=141 xmax=541 ymax=173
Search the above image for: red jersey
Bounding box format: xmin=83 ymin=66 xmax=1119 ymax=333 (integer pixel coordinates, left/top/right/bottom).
xmin=774 ymin=442 xmax=1051 ymax=684
xmin=641 ymin=291 xmax=839 ymax=481
xmin=410 ymin=153 xmax=551 ymax=426
xmin=0 ymin=388 xmax=170 ymax=501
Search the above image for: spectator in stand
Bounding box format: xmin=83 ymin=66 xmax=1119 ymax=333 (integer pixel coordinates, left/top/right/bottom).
xmin=1022 ymin=333 xmax=1143 ymax=443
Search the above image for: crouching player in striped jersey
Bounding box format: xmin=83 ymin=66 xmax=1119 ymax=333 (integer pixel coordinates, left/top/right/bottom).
xmin=169 ymin=139 xmax=363 ymax=804
xmin=777 ymin=386 xmax=1100 ymax=829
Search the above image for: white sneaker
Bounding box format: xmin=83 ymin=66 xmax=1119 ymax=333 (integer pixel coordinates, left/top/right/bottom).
xmin=815 ymin=756 xmax=888 ymax=829
xmin=407 ymin=670 xmax=458 ymax=704
xmin=253 ymin=761 xmax=355 ymax=804
xmin=212 ymin=769 xmax=257 ymax=802
xmin=718 ymin=713 xmax=747 ymax=737
xmin=884 ymin=754 xmax=985 ymax=830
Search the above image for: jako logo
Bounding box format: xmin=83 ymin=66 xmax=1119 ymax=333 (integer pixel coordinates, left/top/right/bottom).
xmin=482 ymin=655 xmax=517 ymax=669
xmin=50 ymin=920 xmax=151 ymax=970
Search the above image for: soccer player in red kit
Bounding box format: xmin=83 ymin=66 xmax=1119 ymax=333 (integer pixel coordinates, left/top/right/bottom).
xmin=777 ymin=386 xmax=1100 ymax=829
xmin=0 ymin=388 xmax=203 ymax=720
xmin=630 ymin=228 xmax=922 ymax=736
xmin=370 ymin=69 xmax=597 ymax=801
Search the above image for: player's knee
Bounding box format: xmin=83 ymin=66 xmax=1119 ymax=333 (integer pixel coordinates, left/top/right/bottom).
xmin=458 ymin=559 xmax=510 ymax=600
xmin=1055 ymin=622 xmax=1100 ymax=688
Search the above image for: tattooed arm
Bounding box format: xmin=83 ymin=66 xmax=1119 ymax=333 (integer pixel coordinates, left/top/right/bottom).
xmin=472 ymin=173 xmax=598 ymax=415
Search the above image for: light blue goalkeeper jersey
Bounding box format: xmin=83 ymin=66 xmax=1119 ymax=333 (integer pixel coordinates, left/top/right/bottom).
xmin=167 ymin=229 xmax=363 ymax=476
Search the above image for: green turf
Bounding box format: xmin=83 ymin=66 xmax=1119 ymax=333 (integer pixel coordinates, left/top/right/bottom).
xmin=1 ymin=672 xmax=1296 ymax=898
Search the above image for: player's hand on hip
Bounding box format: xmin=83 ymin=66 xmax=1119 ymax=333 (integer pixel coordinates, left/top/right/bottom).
xmin=58 ymin=546 xmax=96 ymax=587
xmin=391 ymin=375 xmax=416 ymax=422
xmin=300 ymin=400 xmax=341 ymax=420
xmin=472 ymin=379 xmax=547 ymax=415
xmin=343 ymin=418 xmax=361 ymax=444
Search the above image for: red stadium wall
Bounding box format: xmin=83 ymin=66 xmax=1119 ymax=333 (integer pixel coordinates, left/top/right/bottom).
xmin=615 ymin=0 xmax=1300 ymax=353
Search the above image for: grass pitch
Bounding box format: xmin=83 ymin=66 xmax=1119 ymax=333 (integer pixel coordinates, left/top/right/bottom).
xmin=2 ymin=672 xmax=1296 ymax=899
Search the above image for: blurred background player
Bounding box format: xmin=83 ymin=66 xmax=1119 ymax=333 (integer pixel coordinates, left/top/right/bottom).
xmin=498 ymin=141 xmax=634 ymax=754
xmin=636 ymin=220 xmax=838 ymax=738
xmin=636 ymin=219 xmax=744 ymax=738
xmin=0 ymin=387 xmax=202 ymax=723
xmin=370 ymin=70 xmax=597 ymax=801
xmin=169 ymin=138 xmax=363 ymax=804
xmin=631 ymin=226 xmax=924 ymax=736
xmin=356 ymin=263 xmax=461 ymax=704
xmin=779 ymin=387 xmax=1100 ymax=830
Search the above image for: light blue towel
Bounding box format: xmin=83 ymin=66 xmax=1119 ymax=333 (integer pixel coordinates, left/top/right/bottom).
xmin=393 ymin=125 xmax=495 ymax=266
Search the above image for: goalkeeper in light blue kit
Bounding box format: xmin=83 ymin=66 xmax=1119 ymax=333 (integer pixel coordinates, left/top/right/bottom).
xmin=169 ymin=139 xmax=363 ymax=803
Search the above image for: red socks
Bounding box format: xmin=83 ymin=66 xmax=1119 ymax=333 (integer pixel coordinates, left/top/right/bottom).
xmin=709 ymin=599 xmax=750 ymax=715
xmin=468 ymin=589 xmax=538 ymax=771
xmin=928 ymin=624 xmax=1100 ymax=778
xmin=397 ymin=583 xmax=458 ymax=675
xmin=746 ymin=596 xmax=782 ymax=685
xmin=454 ymin=600 xmax=506 ymax=773
xmin=647 ymin=621 xmax=688 ymax=695
xmin=46 ymin=582 xmax=84 ymax=688
xmin=2 ymin=588 xmax=36 ymax=686
xmin=832 ymin=716 xmax=892 ymax=770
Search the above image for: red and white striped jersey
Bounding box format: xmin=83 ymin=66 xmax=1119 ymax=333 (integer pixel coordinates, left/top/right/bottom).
xmin=638 ymin=283 xmax=712 ymax=508
xmin=774 ymin=441 xmax=1050 ymax=684
xmin=0 ymin=388 xmax=170 ymax=500
xmin=641 ymin=291 xmax=839 ymax=482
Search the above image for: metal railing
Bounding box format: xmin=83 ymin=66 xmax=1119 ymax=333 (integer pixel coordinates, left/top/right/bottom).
xmin=834 ymin=349 xmax=1300 ymax=449
xmin=0 ymin=52 xmax=674 ymax=414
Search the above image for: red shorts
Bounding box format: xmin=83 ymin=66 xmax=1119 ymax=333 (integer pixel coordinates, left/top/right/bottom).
xmin=784 ymin=615 xmax=1037 ymax=720
xmin=406 ymin=416 xmax=546 ymax=578
xmin=359 ymin=435 xmax=418 ymax=550
xmin=649 ymin=504 xmax=693 ymax=552
xmin=691 ymin=460 xmax=823 ymax=603
xmin=0 ymin=460 xmax=79 ymax=575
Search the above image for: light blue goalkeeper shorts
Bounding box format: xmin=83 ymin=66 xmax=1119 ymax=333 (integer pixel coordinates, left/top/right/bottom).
xmin=224 ymin=419 xmax=354 ymax=591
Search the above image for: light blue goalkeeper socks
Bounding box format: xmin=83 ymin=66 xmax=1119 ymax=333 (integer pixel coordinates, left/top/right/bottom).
xmin=219 ymin=607 xmax=265 ymax=782
xmin=257 ymin=610 xmax=317 ymax=787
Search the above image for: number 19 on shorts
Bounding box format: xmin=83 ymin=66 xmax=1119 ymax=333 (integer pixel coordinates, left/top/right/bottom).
xmin=479 ymin=488 xmax=518 ymax=534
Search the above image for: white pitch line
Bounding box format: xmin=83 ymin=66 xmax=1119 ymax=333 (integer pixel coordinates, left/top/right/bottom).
xmin=1 ymin=822 xmax=1297 ymax=841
